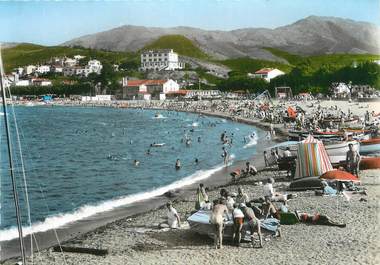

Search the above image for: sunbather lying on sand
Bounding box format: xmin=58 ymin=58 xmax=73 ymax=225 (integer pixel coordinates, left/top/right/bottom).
xmin=210 ymin=199 xmax=230 ymax=249
xmin=295 ymin=211 xmax=346 ymax=228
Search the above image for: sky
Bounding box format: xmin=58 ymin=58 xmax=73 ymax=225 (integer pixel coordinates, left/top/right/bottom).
xmin=0 ymin=0 xmax=379 ymax=46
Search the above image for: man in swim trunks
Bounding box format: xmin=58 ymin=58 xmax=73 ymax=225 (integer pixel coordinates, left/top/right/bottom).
xmin=241 ymin=203 xmax=263 ymax=248
xmin=232 ymin=203 xmax=244 ymax=247
xmin=210 ymin=200 xmax=230 ymax=249
xmin=346 ymin=143 xmax=361 ymax=176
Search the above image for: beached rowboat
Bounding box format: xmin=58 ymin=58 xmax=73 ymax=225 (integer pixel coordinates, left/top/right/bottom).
xmin=359 ymin=138 xmax=380 ymax=154
xmin=187 ymin=210 xmax=279 ymax=241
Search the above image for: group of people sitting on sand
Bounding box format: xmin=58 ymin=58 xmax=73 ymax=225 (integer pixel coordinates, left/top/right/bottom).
xmin=160 ymin=175 xmax=349 ymax=250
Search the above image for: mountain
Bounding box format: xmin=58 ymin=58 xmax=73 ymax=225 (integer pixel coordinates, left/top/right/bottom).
xmin=63 ymin=16 xmax=380 ymax=61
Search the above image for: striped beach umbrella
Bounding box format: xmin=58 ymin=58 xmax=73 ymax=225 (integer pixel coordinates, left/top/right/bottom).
xmin=294 ymin=135 xmax=333 ymax=178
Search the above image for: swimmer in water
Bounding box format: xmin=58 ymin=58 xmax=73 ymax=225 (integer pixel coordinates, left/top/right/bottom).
xmin=134 ymin=160 xmax=140 ymax=166
xmin=175 ymin=159 xmax=181 ymax=170
xmin=146 ymin=149 xmax=151 ymax=155
xmin=195 ymin=158 xmax=199 ymax=164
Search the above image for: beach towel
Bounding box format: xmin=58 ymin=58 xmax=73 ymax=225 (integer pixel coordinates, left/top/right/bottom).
xmin=279 ymin=212 xmax=299 ymax=225
xmin=260 ymin=218 xmax=280 ymax=233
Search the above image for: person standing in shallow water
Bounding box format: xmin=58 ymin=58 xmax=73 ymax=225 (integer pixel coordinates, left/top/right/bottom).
xmin=175 ymin=159 xmax=181 ymax=170
xmin=222 ymin=147 xmax=229 ymax=166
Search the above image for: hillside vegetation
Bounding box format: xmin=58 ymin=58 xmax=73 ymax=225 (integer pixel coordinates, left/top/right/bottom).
xmin=264 ymin=47 xmax=380 ymax=74
xmin=219 ymin=57 xmax=293 ymax=74
xmin=141 ymin=35 xmax=209 ymax=60
xmin=2 ymin=43 xmax=132 ymax=72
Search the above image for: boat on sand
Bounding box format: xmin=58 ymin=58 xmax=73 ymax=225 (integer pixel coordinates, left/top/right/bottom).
xmin=187 ymin=210 xmax=279 ymax=241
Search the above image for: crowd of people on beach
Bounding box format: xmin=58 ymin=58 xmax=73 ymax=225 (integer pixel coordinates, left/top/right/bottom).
xmin=160 ymin=172 xmax=358 ymax=250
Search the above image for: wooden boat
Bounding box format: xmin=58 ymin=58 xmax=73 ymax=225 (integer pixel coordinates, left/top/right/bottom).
xmin=187 ymin=210 xmax=279 ymax=241
xmin=359 ymin=157 xmax=380 ymax=170
xmin=359 ymin=138 xmax=380 ymax=154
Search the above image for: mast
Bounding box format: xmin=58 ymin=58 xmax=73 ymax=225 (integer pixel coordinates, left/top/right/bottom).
xmin=0 ymin=47 xmax=27 ymax=264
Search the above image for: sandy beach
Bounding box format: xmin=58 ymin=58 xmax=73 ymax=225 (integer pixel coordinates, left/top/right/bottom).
xmin=5 ymin=168 xmax=378 ymax=265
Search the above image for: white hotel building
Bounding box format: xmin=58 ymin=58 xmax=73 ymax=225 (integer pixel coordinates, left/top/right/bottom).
xmin=140 ymin=49 xmax=184 ymax=71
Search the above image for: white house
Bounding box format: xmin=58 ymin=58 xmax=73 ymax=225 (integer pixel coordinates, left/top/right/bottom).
xmin=15 ymin=80 xmax=31 ymax=87
xmin=248 ymin=68 xmax=285 ymax=82
xmin=31 ymin=78 xmax=52 ymax=86
xmin=64 ymin=58 xmax=77 ymax=67
xmin=331 ymin=82 xmax=351 ymax=98
xmin=52 ymin=65 xmax=63 ymax=73
xmin=140 ymin=49 xmax=184 ymax=71
xmin=36 ymin=65 xmax=51 ymax=74
xmin=74 ymin=55 xmax=86 ymax=61
xmin=184 ymin=90 xmax=221 ymax=98
xmin=121 ymin=78 xmax=179 ymax=99
xmin=87 ymin=59 xmax=103 ymax=74
xmin=24 ymin=65 xmax=37 ymax=75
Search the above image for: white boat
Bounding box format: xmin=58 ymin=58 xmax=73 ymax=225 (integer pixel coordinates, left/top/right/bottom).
xmin=151 ymin=143 xmax=165 ymax=147
xmin=187 ymin=210 xmax=279 ymax=241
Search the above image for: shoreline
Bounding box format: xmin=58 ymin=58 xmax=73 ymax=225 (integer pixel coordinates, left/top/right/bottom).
xmin=0 ymin=105 xmax=278 ymax=262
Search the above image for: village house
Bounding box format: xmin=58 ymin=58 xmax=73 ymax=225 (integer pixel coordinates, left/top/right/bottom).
xmin=140 ymin=49 xmax=184 ymax=71
xmin=248 ymin=68 xmax=285 ymax=82
xmin=87 ymin=59 xmax=103 ymax=74
xmin=52 ymin=65 xmax=63 ymax=73
xmin=31 ymin=78 xmax=52 ymax=86
xmin=24 ymin=65 xmax=37 ymax=75
xmin=15 ymin=80 xmax=31 ymax=87
xmin=330 ymin=82 xmax=351 ymax=98
xmin=64 ymin=58 xmax=77 ymax=67
xmin=35 ymin=65 xmax=51 ymax=74
xmin=121 ymin=78 xmax=179 ymax=100
xmin=74 ymin=55 xmax=86 ymax=61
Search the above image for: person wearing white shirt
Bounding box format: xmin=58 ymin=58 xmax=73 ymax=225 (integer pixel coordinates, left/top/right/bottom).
xmin=283 ymin=147 xmax=292 ymax=157
xmin=166 ymin=202 xmax=181 ymax=228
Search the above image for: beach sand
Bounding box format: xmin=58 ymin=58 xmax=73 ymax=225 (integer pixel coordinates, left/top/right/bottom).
xmin=6 ymin=169 xmax=379 ymax=265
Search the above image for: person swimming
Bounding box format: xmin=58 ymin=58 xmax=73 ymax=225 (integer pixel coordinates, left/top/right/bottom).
xmin=175 ymin=159 xmax=181 ymax=170
xmin=134 ymin=160 xmax=140 ymax=166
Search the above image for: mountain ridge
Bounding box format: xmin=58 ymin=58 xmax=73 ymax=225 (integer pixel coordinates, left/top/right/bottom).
xmin=63 ymin=16 xmax=380 ymax=61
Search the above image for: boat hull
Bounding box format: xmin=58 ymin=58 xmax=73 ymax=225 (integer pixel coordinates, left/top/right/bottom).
xmin=187 ymin=210 xmax=278 ymax=241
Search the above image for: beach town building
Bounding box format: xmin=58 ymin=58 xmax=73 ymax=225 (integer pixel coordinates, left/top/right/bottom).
xmin=184 ymin=89 xmax=221 ymax=99
xmin=15 ymin=80 xmax=31 ymax=87
xmin=248 ymin=68 xmax=285 ymax=82
xmin=31 ymin=78 xmax=52 ymax=86
xmin=87 ymin=60 xmax=103 ymax=74
xmin=140 ymin=49 xmax=184 ymax=71
xmin=52 ymin=65 xmax=63 ymax=73
xmin=330 ymin=82 xmax=351 ymax=98
xmin=64 ymin=58 xmax=77 ymax=67
xmin=121 ymin=78 xmax=179 ymax=99
xmin=24 ymin=65 xmax=37 ymax=75
xmin=74 ymin=55 xmax=86 ymax=61
xmin=35 ymin=65 xmax=51 ymax=74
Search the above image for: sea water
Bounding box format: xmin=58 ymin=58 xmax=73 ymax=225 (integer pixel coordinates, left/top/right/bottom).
xmin=0 ymin=106 xmax=266 ymax=241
